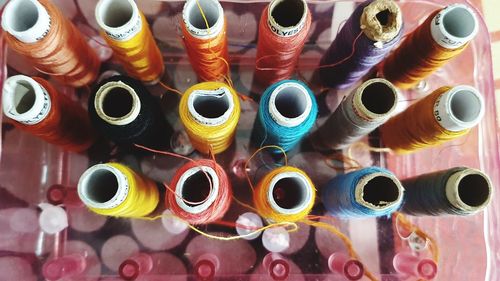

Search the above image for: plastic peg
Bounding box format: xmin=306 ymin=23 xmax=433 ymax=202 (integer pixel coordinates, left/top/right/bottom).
xmin=393 ymin=252 xmax=437 ymax=280
xmin=38 ymin=203 xmax=68 ymax=234
xmin=235 ymin=212 xmax=264 ymax=240
xmin=119 ymin=252 xmax=154 ymax=280
xmin=194 ymin=253 xmax=220 ymax=281
xmin=328 ymin=252 xmax=364 ymax=280
xmin=42 ymin=253 xmax=86 ymax=281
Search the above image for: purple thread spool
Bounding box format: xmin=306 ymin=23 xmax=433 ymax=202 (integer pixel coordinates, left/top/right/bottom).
xmin=318 ymin=0 xmax=402 ymax=89
xmin=393 ymin=252 xmax=437 ymax=280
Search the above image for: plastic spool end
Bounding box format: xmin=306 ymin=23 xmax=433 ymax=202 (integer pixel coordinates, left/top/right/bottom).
xmin=47 ymin=185 xmax=67 ymax=205
xmin=182 ymin=0 xmax=224 ymax=39
xmin=119 ymin=259 xmax=140 ymax=281
xmin=431 ymin=4 xmax=478 ymax=49
xmin=187 ymin=87 xmax=234 ymax=127
xmin=235 ymin=212 xmax=264 ymax=240
xmin=262 ymin=227 xmax=290 ymax=253
xmin=355 ymin=172 xmax=403 ymax=212
xmin=2 ymin=75 xmax=50 ymax=125
xmin=175 ymin=166 xmax=219 ymax=214
xmin=360 ymin=0 xmax=402 ymax=42
xmin=1 ymin=0 xmax=51 ymax=43
xmin=356 ymin=78 xmax=398 ymax=120
xmin=269 ymin=82 xmax=313 ymax=127
xmin=344 ymin=260 xmax=364 ymax=281
xmin=95 ymin=0 xmax=141 ymax=40
xmin=446 ymin=168 xmax=492 ymax=214
xmin=417 ymin=259 xmax=438 ymax=280
xmin=435 ymin=85 xmax=484 ymax=132
xmin=38 ymin=203 xmax=68 ymax=234
xmin=170 ymin=130 xmax=195 ymax=156
xmin=94 ymin=81 xmax=142 ymax=126
xmin=77 ymin=164 xmax=128 ymax=210
xmin=267 ymin=171 xmax=313 ymax=216
xmin=194 ymin=254 xmax=219 ymax=281
xmin=161 ymin=209 xmax=189 ymax=235
xmin=269 ymin=259 xmax=290 ymax=281
xmin=268 ymin=0 xmax=308 ymax=37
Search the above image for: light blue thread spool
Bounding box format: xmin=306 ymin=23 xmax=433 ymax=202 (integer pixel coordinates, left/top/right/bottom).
xmin=253 ymin=80 xmax=318 ymax=153
xmin=322 ymin=167 xmax=404 ymax=218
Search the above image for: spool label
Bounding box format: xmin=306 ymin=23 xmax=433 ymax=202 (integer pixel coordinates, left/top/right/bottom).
xmin=267 ymin=18 xmax=305 ymax=37
xmin=104 ymin=13 xmax=142 ymax=41
xmin=430 ymin=5 xmax=477 ymax=49
xmin=18 ymin=86 xmax=51 ymax=125
xmin=35 ymin=17 xmax=51 ymax=41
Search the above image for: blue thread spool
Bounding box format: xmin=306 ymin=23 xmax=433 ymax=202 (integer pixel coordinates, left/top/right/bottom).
xmin=252 ymin=80 xmax=317 ymax=153
xmin=322 ymin=167 xmax=404 ymax=218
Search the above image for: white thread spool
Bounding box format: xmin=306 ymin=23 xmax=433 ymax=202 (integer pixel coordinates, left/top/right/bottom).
xmin=434 ymin=85 xmax=484 ymax=132
xmin=187 ymin=87 xmax=235 ymax=127
xmin=430 ymin=4 xmax=478 ymax=49
xmin=268 ymin=82 xmax=313 ymax=127
xmin=77 ymin=164 xmax=130 ymax=210
xmin=94 ymin=81 xmax=141 ymax=126
xmin=235 ymin=212 xmax=264 ymax=240
xmin=267 ymin=0 xmax=308 ymax=37
xmin=182 ymin=0 xmax=224 ymax=40
xmin=175 ymin=166 xmax=219 ymax=214
xmin=95 ymin=0 xmax=142 ymax=41
xmin=267 ymin=172 xmax=314 ymax=216
xmin=446 ymin=168 xmax=492 ymax=214
xmin=355 ymin=172 xmax=404 ymax=212
xmin=2 ymin=75 xmax=52 ymax=125
xmin=1 ymin=0 xmax=51 ymax=43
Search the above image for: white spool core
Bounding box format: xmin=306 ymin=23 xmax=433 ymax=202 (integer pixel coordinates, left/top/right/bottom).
xmin=1 ymin=0 xmax=51 ymax=43
xmin=2 ymin=75 xmax=51 ymax=125
xmin=267 ymin=0 xmax=308 ymax=37
xmin=446 ymin=168 xmax=492 ymax=213
xmin=77 ymin=164 xmax=130 ymax=210
xmin=268 ymin=82 xmax=312 ymax=127
xmin=355 ymin=172 xmax=403 ymax=211
xmin=182 ymin=0 xmax=224 ymax=39
xmin=188 ymin=87 xmax=234 ymax=127
xmin=355 ymin=78 xmax=398 ymax=121
xmin=94 ymin=81 xmax=141 ymax=126
xmin=175 ymin=166 xmax=219 ymax=214
xmin=95 ymin=0 xmax=142 ymax=41
xmin=267 ymin=171 xmax=313 ymax=215
xmin=430 ymin=4 xmax=478 ymax=49
xmin=434 ymin=85 xmax=484 ymax=132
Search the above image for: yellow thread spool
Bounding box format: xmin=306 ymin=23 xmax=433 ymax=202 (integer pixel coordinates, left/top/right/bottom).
xmin=77 ymin=163 xmax=159 ymax=217
xmin=254 ymin=166 xmax=316 ymax=223
xmin=95 ymin=0 xmax=164 ymax=83
xmin=179 ymin=81 xmax=240 ymax=154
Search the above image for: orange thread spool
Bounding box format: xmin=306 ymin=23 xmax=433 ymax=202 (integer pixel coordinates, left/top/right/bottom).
xmin=95 ymin=0 xmax=164 ymax=83
xmin=2 ymin=75 xmax=96 ymax=152
xmin=181 ymin=0 xmax=229 ymax=82
xmin=380 ymin=85 xmax=484 ymax=154
xmin=2 ymin=0 xmax=101 ymax=87
xmin=382 ymin=4 xmax=478 ymax=89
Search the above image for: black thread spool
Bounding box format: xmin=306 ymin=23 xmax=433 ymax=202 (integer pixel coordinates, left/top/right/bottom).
xmin=401 ymin=167 xmax=493 ymax=216
xmin=89 ymin=75 xmax=172 ymax=149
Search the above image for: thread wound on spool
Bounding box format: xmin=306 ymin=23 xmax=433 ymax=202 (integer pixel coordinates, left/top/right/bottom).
xmin=254 ymin=166 xmax=315 ymax=223
xmin=380 ymin=86 xmax=484 ymax=153
xmin=78 ymin=163 xmax=159 ymax=217
xmin=94 ymin=81 xmax=141 ymax=126
xmin=323 ymin=167 xmax=403 ymax=217
xmin=401 ymin=167 xmax=492 ymax=216
xmin=312 ymin=78 xmax=398 ymax=150
xmin=252 ymin=80 xmax=317 ymax=152
xmin=180 ymin=82 xmax=240 ymax=154
xmin=2 ymin=75 xmax=96 ymax=152
xmin=167 ymin=159 xmax=232 ymax=225
xmin=1 ymin=0 xmax=51 ymax=43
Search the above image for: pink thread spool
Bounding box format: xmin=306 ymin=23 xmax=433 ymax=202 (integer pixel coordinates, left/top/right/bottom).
xmin=119 ymin=253 xmax=154 ymax=280
xmin=47 ymin=185 xmax=83 ymax=207
xmin=262 ymin=253 xmax=290 ymax=281
xmin=328 ymin=252 xmax=364 ymax=281
xmin=194 ymin=253 xmax=220 ymax=281
xmin=393 ymin=252 xmax=437 ymax=280
xmin=42 ymin=253 xmax=87 ymax=281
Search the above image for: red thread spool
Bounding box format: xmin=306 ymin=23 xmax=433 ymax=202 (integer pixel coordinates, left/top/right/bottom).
xmin=254 ymin=0 xmax=311 ymax=88
xmin=167 ymin=159 xmax=232 ymax=225
xmin=2 ymin=75 xmax=96 ymax=152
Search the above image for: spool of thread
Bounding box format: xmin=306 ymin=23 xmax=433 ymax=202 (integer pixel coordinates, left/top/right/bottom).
xmin=323 ymin=167 xmax=404 ymax=218
xmin=2 ymin=75 xmax=96 ymax=152
xmin=179 ymin=82 xmax=240 ymax=154
xmin=254 ymin=166 xmax=315 ymax=223
xmin=166 ymin=159 xmax=232 ymax=225
xmin=393 ymin=252 xmax=437 ymax=280
xmin=311 ymin=78 xmax=398 ymax=150
xmin=254 ymin=0 xmax=311 ymax=88
xmin=252 ymin=80 xmax=317 ymax=153
xmin=328 ymin=253 xmax=364 ymax=281
xmin=119 ymin=253 xmax=153 ymax=281
xmin=181 ymin=0 xmax=229 ymax=82
xmin=380 ymin=85 xmax=484 ymax=154
xmin=401 ymin=167 xmax=492 ymax=216
xmin=42 ymin=254 xmax=87 ymax=281
xmin=318 ymin=0 xmax=402 ymax=89
xmin=382 ymin=4 xmax=478 ymax=89
xmin=77 ymin=163 xmax=160 ymax=218
xmin=95 ymin=0 xmax=164 ymax=83
xmin=1 ymin=0 xmax=101 ymax=87
xmin=89 ymin=75 xmax=172 ymax=149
